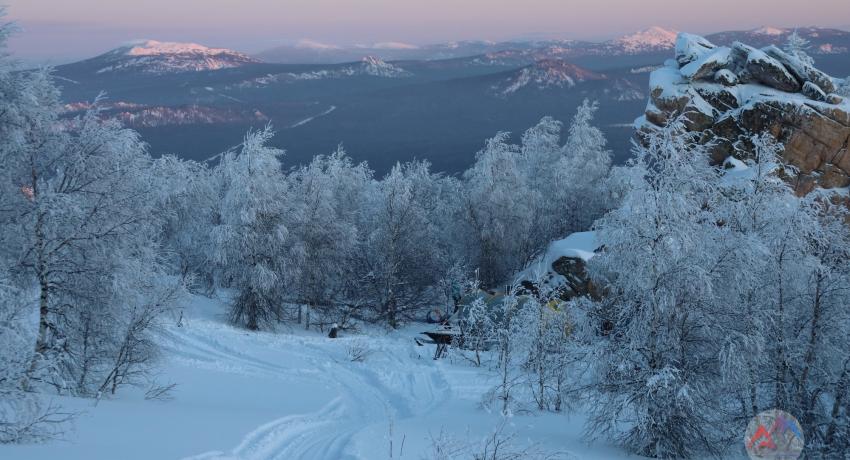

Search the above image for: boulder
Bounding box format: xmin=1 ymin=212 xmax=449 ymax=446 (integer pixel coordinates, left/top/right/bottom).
xmin=551 ymin=256 xmax=598 ymax=301
xmin=675 ymin=33 xmax=717 ymax=66
xmin=802 ymin=81 xmax=827 ymax=102
xmin=739 ymin=44 xmax=801 ymax=92
xmin=762 ymin=45 xmax=836 ymax=94
xmin=694 ymin=86 xmax=740 ymax=112
xmin=681 ymin=48 xmax=731 ymax=81
xmin=827 ymin=94 xmax=845 ymax=105
xmin=715 ymin=69 xmax=738 ymax=86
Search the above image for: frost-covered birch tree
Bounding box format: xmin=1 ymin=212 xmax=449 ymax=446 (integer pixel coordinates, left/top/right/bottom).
xmin=211 ymin=127 xmax=296 ymax=330
xmin=584 ymin=122 xmax=727 ymax=458
xmin=463 ymin=133 xmax=538 ymax=287
xmin=358 ymin=161 xmax=446 ymax=327
xmin=462 ymin=103 xmax=613 ymax=288
xmin=289 ymin=147 xmax=371 ymax=328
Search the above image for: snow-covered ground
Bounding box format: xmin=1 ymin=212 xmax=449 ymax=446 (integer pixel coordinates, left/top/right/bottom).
xmin=2 ymin=294 xmax=635 ymax=460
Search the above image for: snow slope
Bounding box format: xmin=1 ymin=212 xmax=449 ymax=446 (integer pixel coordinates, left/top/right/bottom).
xmin=2 ymin=294 xmax=634 ymax=460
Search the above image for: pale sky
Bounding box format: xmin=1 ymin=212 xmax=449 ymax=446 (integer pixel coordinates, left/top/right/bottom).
xmin=5 ymin=0 xmax=850 ymax=63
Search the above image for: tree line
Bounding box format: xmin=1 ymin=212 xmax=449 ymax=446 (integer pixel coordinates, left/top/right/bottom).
xmin=0 ymin=23 xmax=614 ymax=442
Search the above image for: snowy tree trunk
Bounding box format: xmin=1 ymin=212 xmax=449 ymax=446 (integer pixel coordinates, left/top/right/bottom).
xmin=823 ymin=359 xmax=850 ymax=449
xmin=798 ymin=270 xmax=823 ymax=416
xmin=774 ymin=244 xmax=790 ymax=410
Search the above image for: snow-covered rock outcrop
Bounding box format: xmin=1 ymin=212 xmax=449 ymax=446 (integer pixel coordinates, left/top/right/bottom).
xmin=640 ymin=33 xmax=850 ymax=194
xmin=95 ymin=40 xmax=260 ymax=74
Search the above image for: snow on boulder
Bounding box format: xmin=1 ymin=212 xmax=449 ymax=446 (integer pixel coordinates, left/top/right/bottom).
xmin=714 ymin=69 xmax=739 ymax=86
xmin=680 ymin=47 xmax=731 ymax=81
xmin=732 ymin=42 xmax=802 ymax=92
xmin=516 ymin=232 xmax=601 ymax=300
xmin=762 ymin=45 xmax=836 ymax=94
xmin=675 ymin=33 xmax=717 ymax=66
xmin=803 ymin=81 xmax=828 ymax=101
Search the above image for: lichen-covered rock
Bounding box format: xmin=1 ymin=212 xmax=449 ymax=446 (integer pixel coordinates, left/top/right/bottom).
xmin=639 ymin=33 xmax=850 ymax=195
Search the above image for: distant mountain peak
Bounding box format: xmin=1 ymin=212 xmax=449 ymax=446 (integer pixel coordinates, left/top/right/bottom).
xmin=495 ymin=59 xmax=606 ymax=96
xmin=530 ymin=59 xmax=605 ymax=79
xmin=359 ymin=55 xmax=411 ymax=77
xmin=370 ymin=42 xmax=419 ymax=50
xmin=119 ymin=40 xmax=236 ymax=56
xmin=751 ymin=26 xmax=787 ymax=36
xmin=95 ymin=40 xmax=259 ymax=74
xmin=614 ymin=26 xmax=679 ymax=52
xmin=294 ymin=39 xmax=341 ymax=50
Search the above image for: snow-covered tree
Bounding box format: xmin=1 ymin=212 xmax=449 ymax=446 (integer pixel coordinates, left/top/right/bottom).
xmin=784 ymin=30 xmax=815 ymax=66
xmin=583 ymin=121 xmax=728 ymax=458
xmin=580 ymin=124 xmax=850 ymax=457
xmin=463 ymin=133 xmax=539 ymax=287
xmin=554 ymin=100 xmax=613 ymax=233
xmin=288 ymin=147 xmax=371 ymax=328
xmin=357 ymin=161 xmax=447 ymax=327
xmin=458 ymin=296 xmax=496 ymax=366
xmin=1 ymin=100 xmax=182 ymax=395
xmin=211 ymin=126 xmax=297 ymax=330
xmin=151 ymin=156 xmax=217 ymax=292
xmin=484 ymin=291 xmax=533 ymax=415
xmin=0 ymin=17 xmax=187 ymax=440
xmin=462 ymin=103 xmax=613 ymax=288
xmin=702 ymin=134 xmax=850 ymax=455
xmin=519 ymin=284 xmax=576 ymax=412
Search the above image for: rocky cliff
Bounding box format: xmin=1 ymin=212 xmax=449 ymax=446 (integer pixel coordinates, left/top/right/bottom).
xmin=639 ymin=33 xmax=850 ymax=194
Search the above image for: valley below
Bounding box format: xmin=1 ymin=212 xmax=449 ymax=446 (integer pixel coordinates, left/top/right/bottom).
xmin=51 ymin=27 xmax=850 ymax=174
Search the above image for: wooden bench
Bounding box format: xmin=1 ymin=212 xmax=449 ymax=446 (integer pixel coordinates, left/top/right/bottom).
xmin=419 ymin=328 xmax=461 ymax=359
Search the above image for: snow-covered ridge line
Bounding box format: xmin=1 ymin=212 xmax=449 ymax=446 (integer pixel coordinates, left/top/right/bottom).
xmin=237 ymin=56 xmax=411 ymax=88
xmin=120 ymin=40 xmax=245 ymax=57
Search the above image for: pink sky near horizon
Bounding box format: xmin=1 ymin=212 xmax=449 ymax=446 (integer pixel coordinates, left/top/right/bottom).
xmin=5 ymin=0 xmax=850 ymax=63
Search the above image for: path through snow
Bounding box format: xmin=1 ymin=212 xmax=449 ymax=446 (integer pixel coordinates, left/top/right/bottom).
xmin=2 ymin=294 xmax=633 ymax=460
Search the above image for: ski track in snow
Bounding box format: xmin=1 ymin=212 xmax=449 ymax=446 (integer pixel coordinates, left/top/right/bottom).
xmin=166 ymin=312 xmax=450 ymax=460
xmin=288 ymin=105 xmax=337 ymax=128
